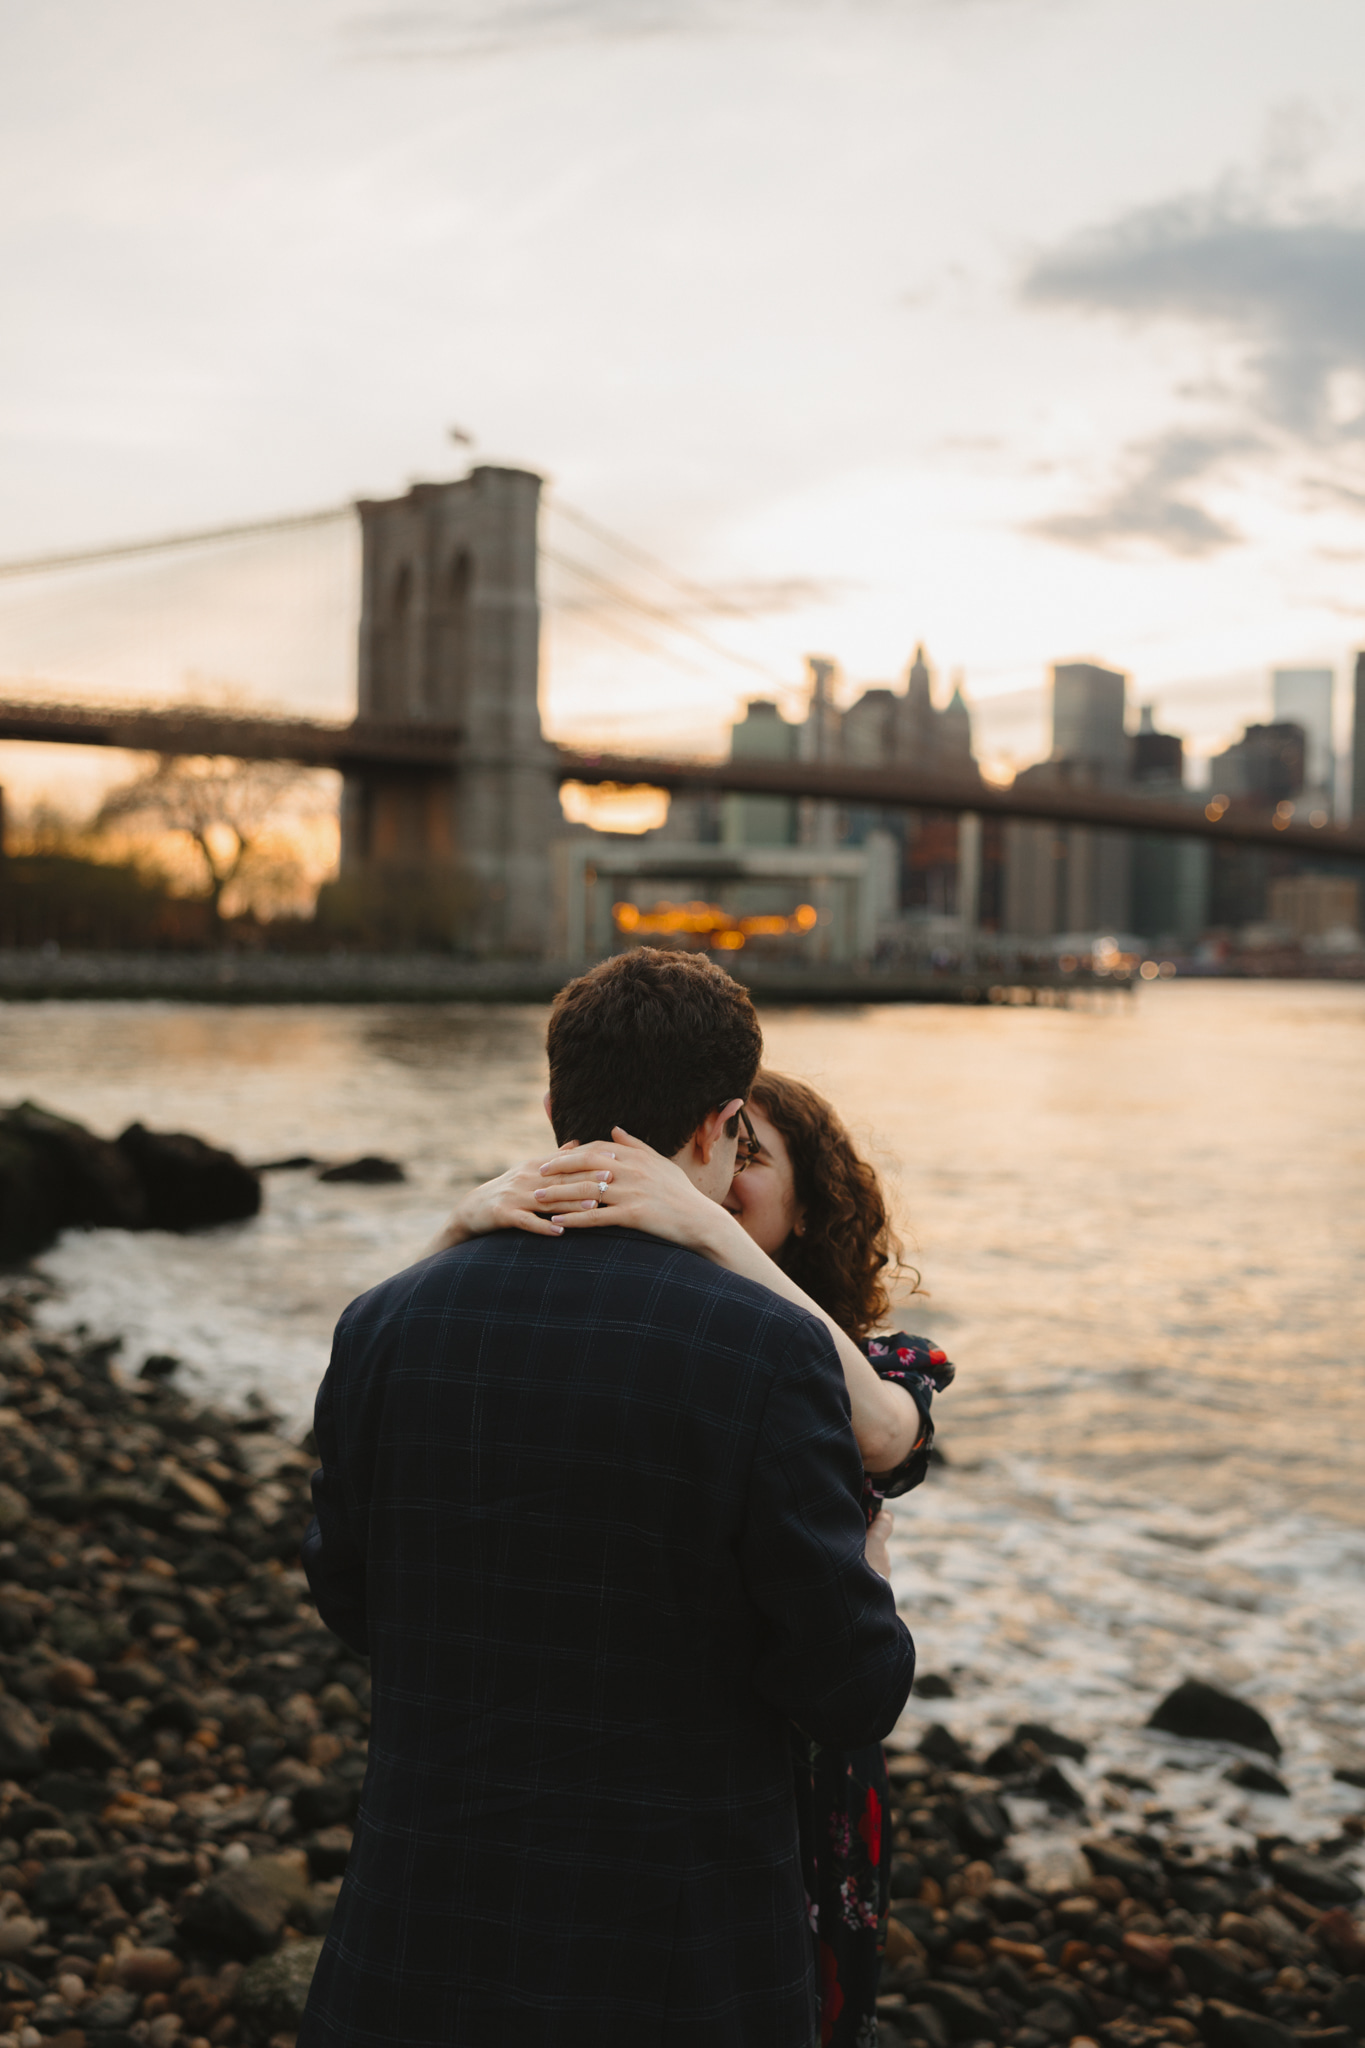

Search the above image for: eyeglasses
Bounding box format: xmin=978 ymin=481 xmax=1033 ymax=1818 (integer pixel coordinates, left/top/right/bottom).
xmin=733 ymin=1105 xmax=760 ymax=1174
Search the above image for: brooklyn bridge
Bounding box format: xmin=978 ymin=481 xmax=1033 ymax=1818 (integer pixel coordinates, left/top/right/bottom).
xmin=2 ymin=462 xmax=1362 ymax=961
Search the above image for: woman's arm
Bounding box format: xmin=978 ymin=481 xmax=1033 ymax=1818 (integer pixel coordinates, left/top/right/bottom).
xmin=532 ymin=1131 xmax=927 ymax=1476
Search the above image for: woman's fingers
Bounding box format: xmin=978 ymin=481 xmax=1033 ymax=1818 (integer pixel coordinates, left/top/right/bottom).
xmin=537 ymin=1141 xmax=618 ymax=1176
xmin=532 ymin=1175 xmax=613 ymax=1204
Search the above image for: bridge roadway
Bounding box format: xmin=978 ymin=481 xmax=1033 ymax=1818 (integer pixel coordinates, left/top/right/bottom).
xmin=2 ymin=697 xmax=1363 ymax=859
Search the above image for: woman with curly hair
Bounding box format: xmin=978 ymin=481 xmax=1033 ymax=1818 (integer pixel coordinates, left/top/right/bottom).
xmin=434 ymin=1070 xmax=952 ymax=2048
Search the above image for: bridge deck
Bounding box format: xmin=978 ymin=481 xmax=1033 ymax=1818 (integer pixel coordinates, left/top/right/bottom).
xmin=1 ymin=698 xmax=1362 ymax=857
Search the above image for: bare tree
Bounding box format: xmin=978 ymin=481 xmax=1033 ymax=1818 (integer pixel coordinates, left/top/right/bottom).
xmin=96 ymin=755 xmax=330 ymax=921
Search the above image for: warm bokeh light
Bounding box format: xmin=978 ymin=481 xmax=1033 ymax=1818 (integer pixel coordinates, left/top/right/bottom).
xmin=611 ymin=899 xmax=820 ymax=951
xmin=558 ymin=781 xmax=671 ymax=836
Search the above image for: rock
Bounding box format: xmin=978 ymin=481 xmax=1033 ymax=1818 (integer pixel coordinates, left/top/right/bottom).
xmin=885 ymin=1916 xmax=929 ymax=1974
xmin=0 ymin=1484 xmax=29 ymax=1535
xmin=1200 ymin=2001 xmax=1295 ymax=2048
xmin=1223 ymin=1761 xmax=1288 ymax=1796
xmin=1034 ymin=1761 xmax=1086 ymax=1811
xmin=1324 ymin=1979 xmax=1365 ymax=2034
xmin=0 ymin=1916 xmax=45 ymax=1958
xmin=0 ymin=1100 xmax=148 ymax=1256
xmin=0 ymin=1695 xmax=47 ymax=1778
xmin=1333 ymin=1762 xmax=1365 ymax=1789
xmin=1315 ymin=1908 xmax=1365 ymax=1976
xmin=81 ymin=1987 xmax=142 ymax=2030
xmin=1170 ymin=1871 xmax=1240 ymax=1916
xmin=232 ymin=1937 xmax=325 ymax=2045
xmin=46 ymin=1709 xmax=124 ymax=1772
xmin=290 ymin=1780 xmax=356 ymax=1831
xmin=31 ymin=1856 xmax=119 ymax=1913
xmin=116 ymin=1122 xmax=261 ymax=1231
xmin=1013 ymin=1722 xmax=1088 ymax=1762
xmin=139 ymin=1354 xmax=181 ymax=1382
xmin=953 ymin=1795 xmax=1010 ymax=1855
xmin=912 ymin=1981 xmax=1003 ymax=2041
xmin=915 ymin=1674 xmax=955 ymax=1700
xmin=983 ymin=1879 xmax=1046 ymax=1921
xmin=304 ymin=1826 xmax=352 ymax=1880
xmin=114 ymin=1949 xmax=182 ymax=1993
xmin=983 ymin=1739 xmax=1032 ymax=1777
xmin=181 ymin=1855 xmax=311 ymax=1957
xmin=1169 ymin=1940 xmax=1253 ymax=2003
xmin=1082 ymin=1840 xmax=1164 ymax=1899
xmin=1121 ymin=1931 xmax=1172 ymax=1975
xmin=1265 ymin=1847 xmax=1361 ymax=1906
xmin=316 ymin=1156 xmax=405 ymax=1185
xmin=316 ymin=1684 xmax=361 ymax=1724
xmin=918 ymin=1723 xmax=975 ymax=1771
xmin=1147 ymin=1680 xmax=1281 ymax=1759
xmin=903 ymin=2006 xmax=952 ymax=2048
xmin=1029 ymin=1997 xmax=1082 ymax=2038
xmin=45 ymin=1660 xmax=96 ymax=1704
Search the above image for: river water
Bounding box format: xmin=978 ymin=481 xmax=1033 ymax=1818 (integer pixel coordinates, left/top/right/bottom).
xmin=2 ymin=983 xmax=1363 ymax=1879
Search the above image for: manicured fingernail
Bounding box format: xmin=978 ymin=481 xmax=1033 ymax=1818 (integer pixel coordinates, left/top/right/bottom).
xmin=580 ymin=1200 xmax=597 ymax=1210
xmin=550 ymin=1224 xmax=563 ymax=1235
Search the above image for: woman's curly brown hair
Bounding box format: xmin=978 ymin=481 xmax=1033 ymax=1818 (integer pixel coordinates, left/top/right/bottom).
xmin=748 ymin=1069 xmax=914 ymax=1341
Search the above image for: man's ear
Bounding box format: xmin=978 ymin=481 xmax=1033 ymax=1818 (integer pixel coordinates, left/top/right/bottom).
xmin=693 ymin=1098 xmax=743 ymax=1166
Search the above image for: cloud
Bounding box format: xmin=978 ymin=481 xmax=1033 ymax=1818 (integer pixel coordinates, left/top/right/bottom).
xmin=1026 ymin=428 xmax=1254 ymax=558
xmin=341 ymin=0 xmax=698 ymax=62
xmin=1023 ymin=186 xmax=1365 ymax=439
xmin=1019 ymin=162 xmax=1365 ymax=555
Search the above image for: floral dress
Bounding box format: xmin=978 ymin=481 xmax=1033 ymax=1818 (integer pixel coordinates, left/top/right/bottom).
xmin=792 ymin=1332 xmax=955 ymax=2048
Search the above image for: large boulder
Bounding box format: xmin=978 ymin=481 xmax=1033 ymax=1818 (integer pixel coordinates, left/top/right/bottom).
xmin=0 ymin=1100 xmax=261 ymax=1255
xmin=0 ymin=1101 xmax=147 ymax=1259
xmin=233 ymin=1937 xmax=325 ymax=2045
xmin=1147 ymin=1679 xmax=1281 ymax=1758
xmin=116 ymin=1123 xmax=261 ymax=1231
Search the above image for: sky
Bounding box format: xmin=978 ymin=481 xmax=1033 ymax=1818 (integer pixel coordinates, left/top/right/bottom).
xmin=2 ymin=0 xmax=1364 ymax=818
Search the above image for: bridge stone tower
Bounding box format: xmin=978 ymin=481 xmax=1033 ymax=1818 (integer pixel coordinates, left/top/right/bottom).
xmin=342 ymin=464 xmax=561 ymax=956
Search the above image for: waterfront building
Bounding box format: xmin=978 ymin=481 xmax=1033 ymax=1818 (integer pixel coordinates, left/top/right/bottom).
xmin=1207 ymin=721 xmax=1307 ymax=803
xmin=1205 ymin=719 xmax=1307 ymax=931
xmin=1002 ymin=661 xmax=1132 ymax=940
xmin=722 ymin=699 xmax=798 ymax=849
xmin=1128 ymin=707 xmax=1209 ymax=944
xmin=1267 ymin=872 xmax=1360 ymax=941
xmin=719 ymin=644 xmax=980 ymax=927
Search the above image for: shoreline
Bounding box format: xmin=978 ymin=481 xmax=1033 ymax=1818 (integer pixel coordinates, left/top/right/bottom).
xmin=0 ymin=1283 xmax=1360 ymax=2048
xmin=0 ymin=948 xmax=1134 ymax=1006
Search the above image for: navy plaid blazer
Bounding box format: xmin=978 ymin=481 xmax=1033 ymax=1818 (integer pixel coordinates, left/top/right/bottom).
xmin=299 ymin=1226 xmax=915 ymax=2048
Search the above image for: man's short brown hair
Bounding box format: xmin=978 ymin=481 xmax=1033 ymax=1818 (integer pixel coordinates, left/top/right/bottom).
xmin=546 ymin=948 xmax=763 ymax=1158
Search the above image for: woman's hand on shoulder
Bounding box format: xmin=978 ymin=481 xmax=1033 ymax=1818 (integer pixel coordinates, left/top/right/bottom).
xmin=424 ymin=1140 xmax=611 ymax=1253
xmin=532 ymin=1127 xmax=728 ymax=1256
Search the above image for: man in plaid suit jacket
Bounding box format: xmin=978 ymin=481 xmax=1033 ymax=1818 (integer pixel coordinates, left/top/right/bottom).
xmin=299 ymin=951 xmax=915 ymax=2046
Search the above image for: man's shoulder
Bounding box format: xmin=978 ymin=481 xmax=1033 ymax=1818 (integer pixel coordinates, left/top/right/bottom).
xmin=339 ymin=1228 xmax=830 ymax=1361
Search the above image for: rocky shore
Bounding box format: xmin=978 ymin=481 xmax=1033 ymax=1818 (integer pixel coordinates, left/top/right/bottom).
xmin=0 ymin=1283 xmax=358 ymax=2048
xmin=0 ymin=1285 xmax=1359 ymax=2048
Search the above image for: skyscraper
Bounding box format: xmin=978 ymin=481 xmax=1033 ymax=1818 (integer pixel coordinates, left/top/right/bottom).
xmin=1052 ymin=662 xmax=1128 ymax=778
xmin=1272 ymin=668 xmax=1334 ymax=807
